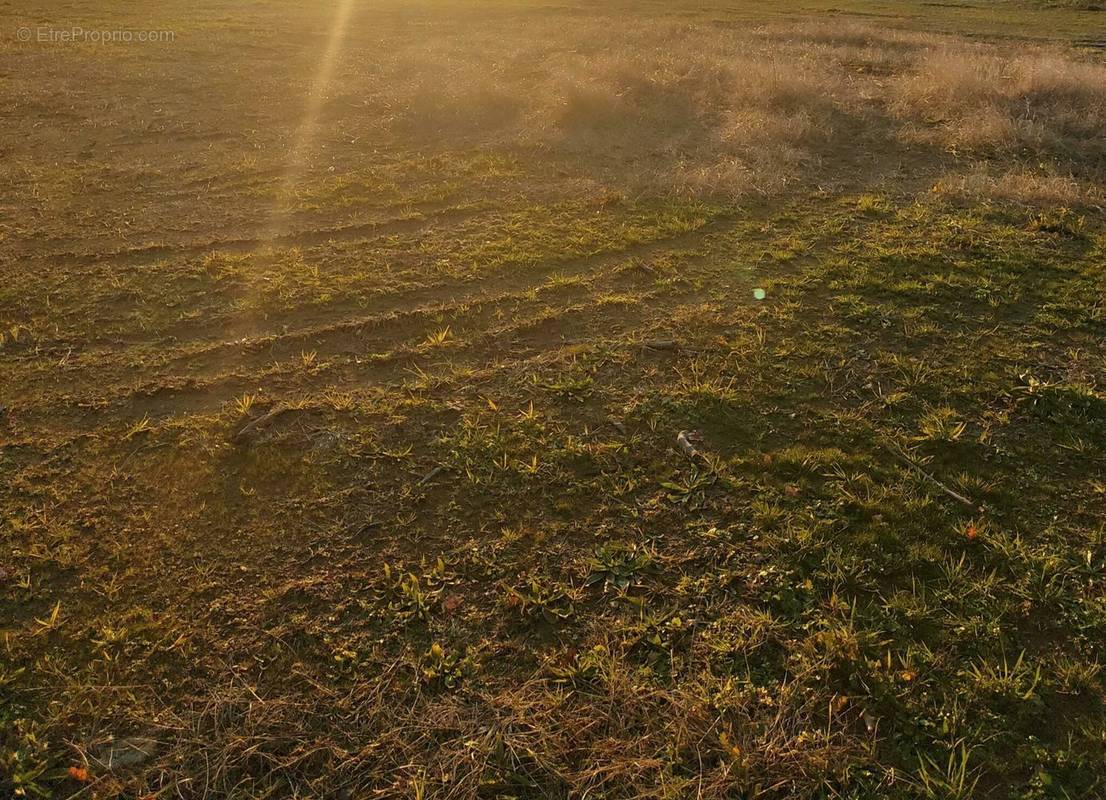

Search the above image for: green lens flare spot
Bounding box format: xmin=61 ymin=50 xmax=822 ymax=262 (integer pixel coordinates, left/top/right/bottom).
xmin=753 ymin=288 xmax=766 ymax=300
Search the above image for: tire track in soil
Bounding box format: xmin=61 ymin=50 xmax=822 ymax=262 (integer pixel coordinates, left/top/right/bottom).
xmin=25 ymin=203 xmax=483 ymax=272
xmin=13 ymin=226 xmax=749 ymax=439
xmin=15 ymin=212 xmax=741 ymax=414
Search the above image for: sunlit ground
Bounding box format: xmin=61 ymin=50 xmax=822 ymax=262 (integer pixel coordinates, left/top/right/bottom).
xmin=2 ymin=1 xmax=1105 ymax=797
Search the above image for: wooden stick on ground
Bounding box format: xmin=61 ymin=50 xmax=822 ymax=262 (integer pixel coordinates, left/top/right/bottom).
xmin=887 ymin=444 xmax=982 ymax=513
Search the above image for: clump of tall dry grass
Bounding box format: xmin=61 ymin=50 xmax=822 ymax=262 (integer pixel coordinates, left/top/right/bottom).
xmin=373 ymin=21 xmax=862 ymax=196
xmin=359 ymin=18 xmax=1106 ymax=204
xmin=892 ymin=47 xmax=1106 ymax=157
xmin=934 ymin=167 xmax=1103 ymax=206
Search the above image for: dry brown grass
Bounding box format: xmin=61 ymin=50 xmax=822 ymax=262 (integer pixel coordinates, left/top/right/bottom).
xmin=892 ymin=46 xmax=1106 ymax=157
xmin=122 ymin=648 xmax=862 ymax=799
xmin=369 ymin=20 xmax=877 ymax=195
xmin=349 ymin=18 xmax=1106 ymax=204
xmin=934 ymin=166 xmax=1104 ymax=206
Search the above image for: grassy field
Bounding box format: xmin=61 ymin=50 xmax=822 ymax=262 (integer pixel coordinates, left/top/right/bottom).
xmin=2 ymin=1 xmax=1106 ymax=797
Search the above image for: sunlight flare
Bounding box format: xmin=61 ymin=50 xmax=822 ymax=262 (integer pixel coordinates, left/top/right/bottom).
xmin=266 ymin=0 xmax=358 ymax=241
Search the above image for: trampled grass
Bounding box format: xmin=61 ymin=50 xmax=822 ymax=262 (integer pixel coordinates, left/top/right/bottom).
xmin=1 ymin=1 xmax=1105 ymax=798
